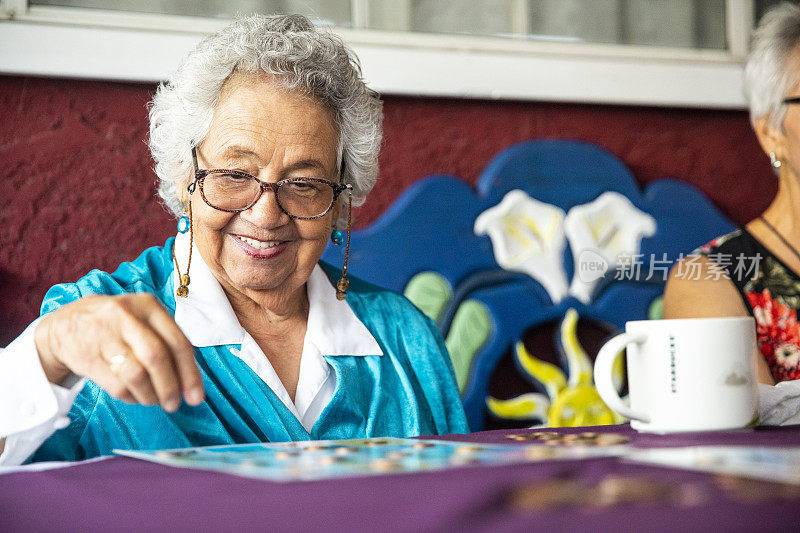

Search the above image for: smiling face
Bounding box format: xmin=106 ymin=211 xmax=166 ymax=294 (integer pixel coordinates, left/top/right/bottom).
xmin=184 ymin=73 xmax=340 ymax=302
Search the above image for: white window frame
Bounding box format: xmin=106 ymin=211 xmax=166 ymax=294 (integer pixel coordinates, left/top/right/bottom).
xmin=0 ymin=0 xmax=754 ymax=109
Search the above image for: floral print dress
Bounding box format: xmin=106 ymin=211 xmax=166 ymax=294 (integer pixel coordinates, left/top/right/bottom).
xmin=699 ymin=229 xmax=800 ymax=382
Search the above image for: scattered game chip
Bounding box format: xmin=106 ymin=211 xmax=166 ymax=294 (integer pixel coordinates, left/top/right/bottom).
xmin=715 ymin=474 xmax=800 ymax=502
xmin=369 ymin=458 xmax=401 ymax=472
xmin=455 ymin=445 xmax=483 ymax=455
xmin=508 ymin=475 xmax=700 ymax=512
xmin=154 ymin=450 xmax=197 ymax=458
xmin=504 ymin=431 xmax=631 ymax=447
xmin=594 ymin=475 xmax=674 ymax=506
xmin=523 ymin=446 xmax=558 ymax=460
xmin=411 ymin=442 xmax=435 ymax=449
xmin=304 ymin=445 xmax=331 ymax=451
xmin=364 ymin=439 xmax=390 ymax=447
xmin=594 ymin=434 xmax=631 ymax=447
xmin=508 ymin=478 xmax=583 ymax=511
xmin=274 ymin=451 xmax=299 ymax=460
xmin=333 ymin=446 xmax=358 ymax=455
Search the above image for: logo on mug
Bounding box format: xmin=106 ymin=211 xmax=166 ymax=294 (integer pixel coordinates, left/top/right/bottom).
xmin=669 ymin=334 xmax=677 ymax=393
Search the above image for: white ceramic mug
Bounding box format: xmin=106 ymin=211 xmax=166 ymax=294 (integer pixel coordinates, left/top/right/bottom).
xmin=594 ymin=316 xmax=759 ymax=433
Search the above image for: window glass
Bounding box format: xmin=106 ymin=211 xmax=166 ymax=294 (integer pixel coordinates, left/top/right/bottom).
xmin=31 ymin=0 xmax=728 ymax=50
xmin=30 ymin=0 xmax=351 ymax=26
xmin=367 ymin=0 xmax=727 ymax=49
xmin=367 ymin=0 xmax=516 ymax=37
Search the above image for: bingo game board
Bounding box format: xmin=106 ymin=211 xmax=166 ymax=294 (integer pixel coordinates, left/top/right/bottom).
xmin=116 ymin=436 xmax=626 ymax=482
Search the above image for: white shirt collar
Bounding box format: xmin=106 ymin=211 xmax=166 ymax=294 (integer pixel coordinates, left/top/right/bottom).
xmin=171 ymin=231 xmax=383 ymax=357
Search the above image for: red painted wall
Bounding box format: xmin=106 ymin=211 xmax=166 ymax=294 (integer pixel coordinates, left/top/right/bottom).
xmin=0 ymin=75 xmax=776 ymax=345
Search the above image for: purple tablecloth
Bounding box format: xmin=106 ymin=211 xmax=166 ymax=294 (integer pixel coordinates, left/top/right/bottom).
xmin=2 ymin=424 xmax=799 ymax=532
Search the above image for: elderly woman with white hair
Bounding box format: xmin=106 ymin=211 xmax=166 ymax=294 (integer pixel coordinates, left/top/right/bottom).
xmin=664 ymin=2 xmax=800 ymax=388
xmin=0 ymin=14 xmax=468 ymax=465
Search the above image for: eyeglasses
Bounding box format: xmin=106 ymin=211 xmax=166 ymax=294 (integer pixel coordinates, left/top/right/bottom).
xmin=784 ymin=97 xmax=800 ymax=104
xmin=188 ymin=147 xmax=350 ymax=220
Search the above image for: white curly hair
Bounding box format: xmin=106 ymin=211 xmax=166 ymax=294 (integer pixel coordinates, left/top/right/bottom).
xmin=744 ymin=1 xmax=800 ymax=129
xmin=148 ymin=13 xmax=383 ymax=226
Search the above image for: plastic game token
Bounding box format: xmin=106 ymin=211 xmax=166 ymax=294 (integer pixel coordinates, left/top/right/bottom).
xmin=364 ymin=439 xmax=390 ymax=446
xmin=411 ymin=442 xmax=435 ymax=449
xmin=304 ymin=445 xmax=330 ymax=451
xmin=508 ymin=479 xmax=583 ymax=512
xmin=274 ymin=451 xmax=299 ymax=460
xmin=594 ymin=475 xmax=676 ymax=507
xmin=333 ymin=446 xmax=358 ymax=455
xmin=715 ymin=475 xmax=800 ymax=503
xmin=369 ymin=458 xmax=401 ymax=472
xmin=524 ymin=446 xmax=557 ymax=460
xmin=595 ymin=434 xmax=631 ymax=447
xmin=507 ymin=433 xmax=530 ymax=440
xmin=504 ymin=431 xmax=631 ymax=447
xmin=455 ymin=445 xmax=483 ymax=455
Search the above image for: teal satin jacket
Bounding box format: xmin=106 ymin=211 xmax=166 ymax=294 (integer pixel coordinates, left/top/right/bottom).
xmin=27 ymin=239 xmax=468 ymax=462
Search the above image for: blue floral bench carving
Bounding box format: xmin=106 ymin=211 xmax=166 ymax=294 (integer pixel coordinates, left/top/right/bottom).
xmin=323 ymin=140 xmax=734 ymax=431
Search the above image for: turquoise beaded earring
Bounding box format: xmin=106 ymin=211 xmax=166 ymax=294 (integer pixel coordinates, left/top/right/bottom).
xmin=335 ymin=192 xmax=352 ymax=300
xmin=331 ymin=229 xmax=344 ymax=245
xmin=177 ymin=204 xmax=190 ymax=233
xmin=172 ymin=200 xmax=193 ymax=298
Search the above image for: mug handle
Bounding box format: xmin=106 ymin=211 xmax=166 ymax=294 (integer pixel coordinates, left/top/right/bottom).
xmin=594 ymin=332 xmax=651 ymax=423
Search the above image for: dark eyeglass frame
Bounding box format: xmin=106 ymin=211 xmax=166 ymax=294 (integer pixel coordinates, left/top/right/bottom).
xmin=188 ymin=147 xmax=351 ymax=220
xmin=784 ymin=97 xmax=800 ymax=104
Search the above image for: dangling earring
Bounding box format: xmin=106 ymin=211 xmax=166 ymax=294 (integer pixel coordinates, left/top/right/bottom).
xmin=336 ymin=190 xmax=353 ymax=300
xmin=172 ymin=200 xmax=193 ymax=298
xmin=770 ymin=152 xmax=782 ymax=169
xmin=177 ymin=204 xmax=191 ymax=234
xmin=331 ymin=228 xmax=344 ymax=245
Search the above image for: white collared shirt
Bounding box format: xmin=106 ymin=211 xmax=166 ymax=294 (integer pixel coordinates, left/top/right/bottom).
xmin=0 ymin=232 xmax=382 ymax=465
xmin=171 ymin=231 xmax=382 ymax=430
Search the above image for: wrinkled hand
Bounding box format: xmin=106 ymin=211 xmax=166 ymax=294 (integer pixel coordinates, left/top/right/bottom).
xmin=34 ymin=293 xmax=205 ymax=411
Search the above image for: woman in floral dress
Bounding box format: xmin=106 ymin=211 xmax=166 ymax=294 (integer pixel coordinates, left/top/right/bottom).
xmin=664 ymin=3 xmax=800 ymax=385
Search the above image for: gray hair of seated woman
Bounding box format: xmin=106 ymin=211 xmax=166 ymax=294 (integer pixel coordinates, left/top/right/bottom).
xmin=148 ymin=13 xmax=383 ymax=227
xmin=744 ymin=1 xmax=800 ymax=129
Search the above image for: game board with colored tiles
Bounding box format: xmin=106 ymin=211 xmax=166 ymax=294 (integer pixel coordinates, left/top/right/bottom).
xmin=115 ymin=435 xmax=627 ymax=482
